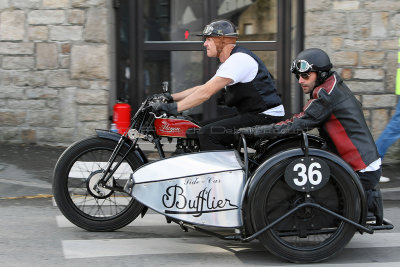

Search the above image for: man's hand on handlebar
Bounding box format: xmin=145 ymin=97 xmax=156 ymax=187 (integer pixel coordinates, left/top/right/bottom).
xmin=153 ymin=92 xmax=174 ymax=103
xmin=151 ymin=102 xmax=179 ymax=116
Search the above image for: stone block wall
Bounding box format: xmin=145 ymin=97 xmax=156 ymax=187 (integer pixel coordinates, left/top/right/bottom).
xmin=0 ymin=0 xmax=112 ymax=146
xmin=305 ymin=0 xmax=400 ymax=158
xmin=0 ymin=0 xmax=398 ymax=158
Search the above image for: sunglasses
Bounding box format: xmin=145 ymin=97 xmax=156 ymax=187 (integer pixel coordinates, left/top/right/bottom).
xmin=295 ymin=72 xmax=312 ymax=80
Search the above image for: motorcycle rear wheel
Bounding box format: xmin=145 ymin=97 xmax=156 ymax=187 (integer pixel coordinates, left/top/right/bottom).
xmin=53 ymin=136 xmax=145 ymax=231
xmin=250 ymin=156 xmax=361 ymax=263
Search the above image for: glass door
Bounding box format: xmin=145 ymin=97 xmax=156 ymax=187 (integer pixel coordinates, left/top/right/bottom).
xmin=115 ymin=0 xmax=298 ymax=120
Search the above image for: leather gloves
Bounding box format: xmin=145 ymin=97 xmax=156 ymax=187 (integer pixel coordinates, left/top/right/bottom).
xmin=237 ymin=125 xmax=276 ymax=139
xmin=151 ymin=102 xmax=179 ymax=116
xmin=154 ymin=93 xmax=174 ymax=103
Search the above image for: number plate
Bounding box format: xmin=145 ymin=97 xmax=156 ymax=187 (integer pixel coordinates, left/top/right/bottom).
xmin=284 ymin=157 xmax=330 ymax=192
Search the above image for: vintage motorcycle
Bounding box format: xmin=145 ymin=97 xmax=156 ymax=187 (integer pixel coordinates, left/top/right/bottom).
xmin=53 ymin=83 xmax=393 ymax=263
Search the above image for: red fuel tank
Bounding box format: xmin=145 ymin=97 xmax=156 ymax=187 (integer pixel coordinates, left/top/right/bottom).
xmin=113 ymin=102 xmax=131 ymax=134
xmin=154 ymin=118 xmax=200 ymax=138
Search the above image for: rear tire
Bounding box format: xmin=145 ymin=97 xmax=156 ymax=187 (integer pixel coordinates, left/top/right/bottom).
xmin=53 ymin=136 xmax=145 ymax=231
xmin=250 ymin=156 xmax=361 ymax=263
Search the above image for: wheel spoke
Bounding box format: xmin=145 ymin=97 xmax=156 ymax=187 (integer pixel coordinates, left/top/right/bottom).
xmin=65 ymin=146 xmax=135 ymax=218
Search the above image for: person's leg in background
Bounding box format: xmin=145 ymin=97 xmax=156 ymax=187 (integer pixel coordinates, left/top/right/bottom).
xmin=376 ymin=99 xmax=400 ymax=158
xmin=376 ymin=98 xmax=400 ymax=182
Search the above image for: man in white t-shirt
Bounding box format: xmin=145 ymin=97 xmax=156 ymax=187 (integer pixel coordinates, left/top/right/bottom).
xmin=153 ymin=19 xmax=284 ymax=150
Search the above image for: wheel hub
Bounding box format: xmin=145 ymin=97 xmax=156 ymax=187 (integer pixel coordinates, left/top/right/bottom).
xmin=86 ymin=170 xmax=114 ymax=199
xmin=292 ymin=194 xmax=315 ymax=220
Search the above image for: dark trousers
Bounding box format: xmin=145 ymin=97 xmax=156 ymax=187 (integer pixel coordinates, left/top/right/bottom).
xmin=357 ymin=168 xmax=381 ymax=191
xmin=197 ymin=112 xmax=283 ymax=151
xmin=357 ymin=168 xmax=382 ymax=215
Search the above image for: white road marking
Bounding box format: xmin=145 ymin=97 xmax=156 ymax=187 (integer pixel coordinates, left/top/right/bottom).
xmin=61 ymin=232 xmax=400 ymax=259
xmin=62 ymin=237 xmax=251 ymax=259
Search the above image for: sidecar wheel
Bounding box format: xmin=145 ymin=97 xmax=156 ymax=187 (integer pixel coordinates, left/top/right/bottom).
xmin=251 ymin=156 xmax=361 ymax=263
xmin=53 ymin=136 xmax=144 ymax=231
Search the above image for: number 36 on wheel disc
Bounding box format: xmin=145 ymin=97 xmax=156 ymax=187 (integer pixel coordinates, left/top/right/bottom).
xmin=284 ymin=157 xmax=330 ymax=192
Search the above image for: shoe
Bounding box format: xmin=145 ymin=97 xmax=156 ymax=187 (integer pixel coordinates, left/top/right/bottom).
xmin=379 ymin=176 xmax=390 ymax=183
xmin=367 ymin=188 xmax=384 ymax=226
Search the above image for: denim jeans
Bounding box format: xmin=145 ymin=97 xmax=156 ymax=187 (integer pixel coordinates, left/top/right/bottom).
xmin=376 ymin=98 xmax=400 ymax=158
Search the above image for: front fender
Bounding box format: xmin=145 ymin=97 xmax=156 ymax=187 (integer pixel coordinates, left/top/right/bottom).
xmin=95 ymin=129 xmax=148 ymax=164
xmin=242 ymin=148 xmax=367 ymax=228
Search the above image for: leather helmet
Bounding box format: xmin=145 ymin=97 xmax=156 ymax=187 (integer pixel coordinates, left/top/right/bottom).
xmin=291 ymin=48 xmax=332 ymax=74
xmin=197 ymin=19 xmax=238 ymax=38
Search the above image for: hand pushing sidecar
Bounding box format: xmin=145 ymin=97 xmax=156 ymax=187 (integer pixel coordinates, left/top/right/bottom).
xmin=53 ymin=91 xmax=393 ymax=263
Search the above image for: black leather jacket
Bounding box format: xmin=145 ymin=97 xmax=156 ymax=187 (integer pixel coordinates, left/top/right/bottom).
xmin=250 ymin=72 xmax=379 ymax=171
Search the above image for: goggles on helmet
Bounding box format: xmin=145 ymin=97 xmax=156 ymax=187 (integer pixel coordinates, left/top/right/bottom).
xmin=200 ymin=24 xmax=238 ymax=37
xmin=291 ymin=59 xmax=313 ymax=73
xmin=202 ymin=25 xmax=215 ymax=36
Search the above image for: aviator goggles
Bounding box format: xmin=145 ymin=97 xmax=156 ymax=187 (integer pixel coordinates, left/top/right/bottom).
xmin=200 ymin=24 xmax=238 ymax=37
xmin=291 ymin=59 xmax=314 ymax=73
xmin=202 ymin=25 xmax=216 ymax=36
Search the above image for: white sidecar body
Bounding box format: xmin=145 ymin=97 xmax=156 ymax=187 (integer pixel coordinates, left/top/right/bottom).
xmin=130 ymin=150 xmax=246 ymax=227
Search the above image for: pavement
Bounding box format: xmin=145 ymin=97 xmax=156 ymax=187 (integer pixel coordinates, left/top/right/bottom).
xmin=0 ymin=141 xmax=399 ymax=200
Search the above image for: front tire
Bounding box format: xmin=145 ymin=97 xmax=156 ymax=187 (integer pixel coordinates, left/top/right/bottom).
xmin=250 ymin=156 xmax=361 ymax=263
xmin=53 ymin=136 xmax=145 ymax=231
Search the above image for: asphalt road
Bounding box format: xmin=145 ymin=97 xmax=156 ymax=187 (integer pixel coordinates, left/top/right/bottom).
xmin=1 ymin=142 xmax=400 ymax=266
xmin=0 ymin=197 xmax=399 ymax=266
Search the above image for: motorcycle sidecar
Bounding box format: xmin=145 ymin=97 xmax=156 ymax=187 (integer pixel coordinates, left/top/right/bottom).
xmin=242 ymin=144 xmax=392 ymax=263
xmin=124 ymin=133 xmax=393 ymax=263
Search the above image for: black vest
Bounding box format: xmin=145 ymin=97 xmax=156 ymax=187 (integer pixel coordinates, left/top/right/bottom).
xmin=224 ymin=46 xmax=281 ymax=113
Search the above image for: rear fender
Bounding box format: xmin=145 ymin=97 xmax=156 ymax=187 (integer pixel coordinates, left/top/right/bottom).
xmin=254 ymin=134 xmax=326 ymax=163
xmin=95 ymin=129 xmax=148 ymax=164
xmin=242 ymin=148 xmax=367 ymax=229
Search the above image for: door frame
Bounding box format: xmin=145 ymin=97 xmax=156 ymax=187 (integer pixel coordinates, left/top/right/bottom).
xmin=115 ymin=0 xmax=304 ymax=118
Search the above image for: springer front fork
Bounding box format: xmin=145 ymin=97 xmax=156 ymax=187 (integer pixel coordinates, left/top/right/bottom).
xmin=96 ymin=134 xmax=167 ymax=193
xmin=95 ymin=134 xmax=139 ymax=193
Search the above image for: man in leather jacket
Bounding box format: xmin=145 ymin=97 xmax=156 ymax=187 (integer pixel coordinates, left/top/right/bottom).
xmin=152 ymin=20 xmax=284 ymax=150
xmin=239 ymin=48 xmax=383 ymax=224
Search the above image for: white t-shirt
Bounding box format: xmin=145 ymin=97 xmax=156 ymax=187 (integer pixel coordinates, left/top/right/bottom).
xmin=359 ymin=158 xmax=381 ymax=172
xmin=212 ymin=52 xmax=285 ymax=116
xmin=214 ymin=52 xmax=258 ymax=85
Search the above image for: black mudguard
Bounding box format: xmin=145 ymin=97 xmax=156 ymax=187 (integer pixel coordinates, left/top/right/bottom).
xmin=95 ymin=129 xmax=148 ymax=165
xmin=242 ymin=148 xmax=368 ymax=230
xmin=253 ymin=134 xmax=326 ymax=163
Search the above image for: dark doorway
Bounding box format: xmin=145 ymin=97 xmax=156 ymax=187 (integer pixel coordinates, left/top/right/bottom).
xmin=114 ymin=0 xmax=303 ymax=120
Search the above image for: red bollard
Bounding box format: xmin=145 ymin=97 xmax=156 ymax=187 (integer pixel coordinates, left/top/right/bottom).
xmin=113 ymin=102 xmax=131 ymax=134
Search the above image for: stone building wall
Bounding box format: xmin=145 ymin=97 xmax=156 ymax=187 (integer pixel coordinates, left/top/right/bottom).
xmin=305 ymin=0 xmax=400 ymax=159
xmin=0 ymin=0 xmax=112 ymax=146
xmin=0 ymin=0 xmax=399 ymax=159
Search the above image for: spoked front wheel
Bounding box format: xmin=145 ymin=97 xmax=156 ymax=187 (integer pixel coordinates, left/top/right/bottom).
xmin=250 ymin=156 xmax=361 ymax=263
xmin=53 ymin=136 xmax=145 ymax=231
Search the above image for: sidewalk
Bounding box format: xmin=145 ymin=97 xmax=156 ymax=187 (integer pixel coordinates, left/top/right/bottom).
xmin=0 ymin=142 xmax=399 ymax=200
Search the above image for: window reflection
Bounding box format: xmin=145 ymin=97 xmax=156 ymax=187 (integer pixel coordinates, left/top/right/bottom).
xmin=217 ymin=0 xmax=277 ymax=41
xmin=144 ymin=0 xmax=204 ymax=41
xmin=253 ymin=50 xmax=277 ymax=79
xmin=144 ymin=51 xmax=203 ymax=103
xmin=141 ymin=0 xmax=278 ymax=117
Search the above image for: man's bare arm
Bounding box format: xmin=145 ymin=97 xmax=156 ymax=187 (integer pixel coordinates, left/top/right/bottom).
xmin=171 ymin=86 xmax=201 ymax=101
xmin=176 ymin=77 xmax=232 ymax=112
